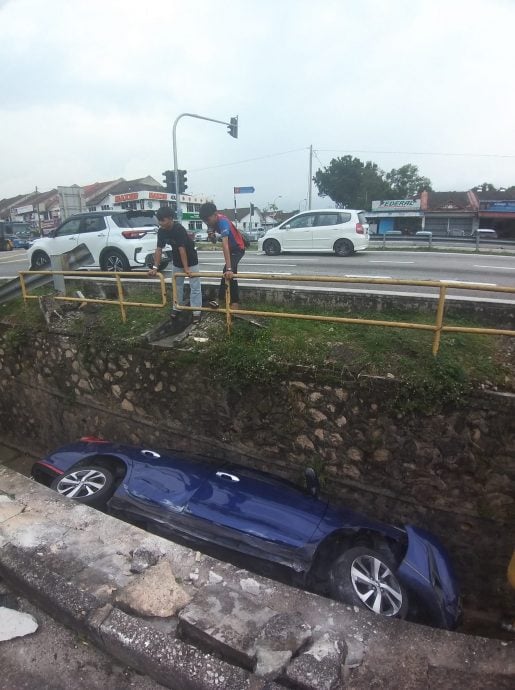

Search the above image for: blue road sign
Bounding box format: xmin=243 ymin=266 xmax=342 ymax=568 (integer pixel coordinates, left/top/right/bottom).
xmin=233 ymin=186 xmax=255 ymax=194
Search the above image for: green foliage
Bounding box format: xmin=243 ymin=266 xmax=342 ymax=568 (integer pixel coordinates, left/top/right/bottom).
xmin=386 ymin=164 xmax=432 ymax=197
xmin=313 ymin=156 xmax=432 ymax=208
xmin=313 ymin=155 xmax=390 ymax=208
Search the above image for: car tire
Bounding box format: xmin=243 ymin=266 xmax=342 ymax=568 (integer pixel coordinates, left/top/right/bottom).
xmin=329 ymin=543 xmax=408 ymax=619
xmin=30 ymin=250 xmax=51 ymax=270
xmin=334 ymin=239 xmax=354 ymax=257
xmin=263 ymin=239 xmax=281 ymax=256
xmin=51 ymin=465 xmax=115 ymax=508
xmin=100 ymin=249 xmax=130 ymax=272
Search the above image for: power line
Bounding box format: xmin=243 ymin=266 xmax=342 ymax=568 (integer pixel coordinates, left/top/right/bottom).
xmin=189 ymin=146 xmax=309 ymax=172
xmin=316 ymin=149 xmax=515 ymax=159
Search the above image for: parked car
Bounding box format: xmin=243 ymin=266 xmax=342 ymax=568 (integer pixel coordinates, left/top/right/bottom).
xmin=476 ymin=228 xmax=498 ymax=239
xmin=195 ymin=231 xmax=209 ymax=242
xmin=258 ymin=209 xmax=369 ymax=257
xmin=31 ymin=438 xmax=460 ymax=629
xmin=6 ymin=234 xmax=31 ymax=249
xmin=27 ymin=211 xmax=161 ymax=272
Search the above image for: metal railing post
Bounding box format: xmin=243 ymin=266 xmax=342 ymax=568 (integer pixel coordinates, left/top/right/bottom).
xmin=225 ymin=278 xmax=232 ymax=333
xmin=432 ymin=285 xmax=447 ymax=356
xmin=114 ymin=273 xmax=127 ymax=323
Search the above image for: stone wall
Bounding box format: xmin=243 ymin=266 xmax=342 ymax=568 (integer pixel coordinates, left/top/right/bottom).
xmin=0 ymin=324 xmax=513 ymax=613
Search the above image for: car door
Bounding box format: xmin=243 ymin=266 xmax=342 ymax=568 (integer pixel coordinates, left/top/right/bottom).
xmin=118 ymin=448 xmax=215 ymax=533
xmin=78 ymin=215 xmax=108 ymax=263
xmin=313 ymin=211 xmax=350 ymax=250
xmin=48 ymin=218 xmax=81 ymax=256
xmin=185 ymin=465 xmax=327 ymax=562
xmin=280 ymin=213 xmax=316 ymax=250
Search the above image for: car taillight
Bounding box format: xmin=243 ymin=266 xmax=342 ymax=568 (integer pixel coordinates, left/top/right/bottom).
xmin=355 ymin=223 xmax=364 ymax=234
xmin=80 ymin=436 xmax=109 ymax=443
xmin=122 ymin=230 xmax=148 ymax=239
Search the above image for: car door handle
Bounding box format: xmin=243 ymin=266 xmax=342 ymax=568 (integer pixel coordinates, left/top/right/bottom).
xmin=141 ymin=450 xmax=161 ymax=458
xmin=97 ymin=233 xmax=106 ymax=237
xmin=215 ymin=471 xmax=240 ymax=482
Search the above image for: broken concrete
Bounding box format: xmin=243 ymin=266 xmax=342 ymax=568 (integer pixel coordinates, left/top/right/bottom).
xmin=0 ymin=606 xmax=38 ymax=642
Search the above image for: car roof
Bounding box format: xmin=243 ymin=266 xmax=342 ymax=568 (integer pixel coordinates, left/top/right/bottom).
xmin=291 ymin=208 xmax=365 ymax=214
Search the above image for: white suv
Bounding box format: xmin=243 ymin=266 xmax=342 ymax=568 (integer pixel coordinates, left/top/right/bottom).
xmin=258 ymin=209 xmax=369 ymax=256
xmin=28 ymin=211 xmax=161 ymax=272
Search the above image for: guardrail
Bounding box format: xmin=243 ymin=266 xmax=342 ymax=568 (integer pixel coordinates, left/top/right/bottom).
xmin=12 ymin=269 xmax=515 ymax=356
xmin=172 ymin=271 xmax=515 ymax=355
xmin=18 ymin=270 xmax=167 ymax=322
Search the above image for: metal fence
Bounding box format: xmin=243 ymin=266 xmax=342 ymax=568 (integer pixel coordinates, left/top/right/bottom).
xmin=14 ymin=269 xmax=515 ymax=355
xmin=171 ymin=271 xmax=515 ymax=355
xmin=18 ymin=270 xmax=167 ymax=322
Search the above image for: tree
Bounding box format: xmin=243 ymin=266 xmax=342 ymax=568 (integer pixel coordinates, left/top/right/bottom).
xmin=475 ymin=182 xmax=497 ymax=193
xmin=313 ymin=155 xmax=390 ymax=208
xmin=386 ymin=164 xmax=432 ymax=198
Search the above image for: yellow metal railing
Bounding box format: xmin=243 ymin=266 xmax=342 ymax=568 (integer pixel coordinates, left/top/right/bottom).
xmin=171 ymin=271 xmax=515 ymax=355
xmin=16 ymin=269 xmax=515 ymax=355
xmin=19 ymin=270 xmax=167 ymax=323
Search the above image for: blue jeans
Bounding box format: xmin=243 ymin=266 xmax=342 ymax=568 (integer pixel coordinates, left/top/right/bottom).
xmin=172 ymin=263 xmax=202 ymax=316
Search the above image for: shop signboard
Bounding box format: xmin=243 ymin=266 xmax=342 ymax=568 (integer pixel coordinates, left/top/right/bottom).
xmin=372 ymin=199 xmax=421 ymax=211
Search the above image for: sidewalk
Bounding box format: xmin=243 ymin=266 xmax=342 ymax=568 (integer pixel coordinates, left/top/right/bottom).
xmin=0 ymin=450 xmax=514 ymax=689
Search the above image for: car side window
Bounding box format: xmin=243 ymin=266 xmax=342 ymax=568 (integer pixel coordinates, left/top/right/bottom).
xmin=55 ymin=219 xmax=82 ymax=237
xmin=284 ymin=214 xmax=316 ymax=230
xmin=315 ymin=213 xmax=342 ymax=226
xmin=80 ymin=216 xmax=106 ymax=233
xmin=339 ymin=212 xmax=352 ymax=223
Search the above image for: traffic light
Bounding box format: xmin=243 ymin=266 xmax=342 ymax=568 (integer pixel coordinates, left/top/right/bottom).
xmin=228 ymin=116 xmax=238 ymax=138
xmin=178 ymin=169 xmax=188 ymax=194
xmin=162 ymin=170 xmax=176 ymax=194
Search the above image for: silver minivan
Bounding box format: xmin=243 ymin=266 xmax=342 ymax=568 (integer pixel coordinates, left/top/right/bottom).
xmin=258 ymin=209 xmax=369 ymax=256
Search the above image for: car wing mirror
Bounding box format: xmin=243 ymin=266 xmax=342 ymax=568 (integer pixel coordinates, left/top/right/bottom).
xmin=304 ymin=467 xmax=320 ymax=497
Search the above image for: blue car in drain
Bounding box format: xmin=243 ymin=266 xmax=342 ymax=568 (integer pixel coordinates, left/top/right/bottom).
xmin=31 ymin=437 xmax=461 ymax=629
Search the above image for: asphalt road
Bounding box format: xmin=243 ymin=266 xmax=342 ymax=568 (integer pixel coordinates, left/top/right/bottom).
xmin=3 ymin=247 xmax=515 ymax=301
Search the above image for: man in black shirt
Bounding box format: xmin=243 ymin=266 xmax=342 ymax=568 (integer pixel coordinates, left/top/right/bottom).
xmin=148 ymin=207 xmax=202 ymax=322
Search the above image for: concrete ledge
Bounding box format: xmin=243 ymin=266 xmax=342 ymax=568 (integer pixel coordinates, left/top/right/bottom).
xmin=0 ymin=466 xmax=513 ymax=689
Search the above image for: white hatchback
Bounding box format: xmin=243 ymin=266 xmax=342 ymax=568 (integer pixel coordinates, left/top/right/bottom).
xmin=28 ymin=211 xmax=159 ymax=272
xmin=258 ymin=209 xmax=369 ymax=256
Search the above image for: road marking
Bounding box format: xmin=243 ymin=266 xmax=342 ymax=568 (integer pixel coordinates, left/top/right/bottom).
xmin=368 ymin=260 xmax=415 ymax=264
xmin=345 ymin=274 xmax=392 ymax=279
xmin=440 ymin=279 xmax=497 ymax=286
xmin=0 ymin=258 xmax=28 ymax=264
xmin=473 ymin=265 xmax=515 ymax=270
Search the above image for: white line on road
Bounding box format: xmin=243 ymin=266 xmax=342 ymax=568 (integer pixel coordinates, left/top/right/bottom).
xmin=368 ymin=260 xmax=415 ymax=264
xmin=344 ymin=274 xmax=392 ymax=279
xmin=440 ymin=279 xmax=497 ymax=286
xmin=473 ymin=265 xmax=515 ymax=270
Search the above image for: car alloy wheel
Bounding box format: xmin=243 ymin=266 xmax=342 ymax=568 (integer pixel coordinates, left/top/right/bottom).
xmin=263 ymin=239 xmax=281 ymax=256
xmin=329 ymin=544 xmax=408 ymax=619
xmin=51 ymin=465 xmax=115 ymax=507
xmin=350 ymin=553 xmax=404 ymax=616
xmin=102 ymin=250 xmax=130 ymax=272
xmin=334 ymin=239 xmax=353 ymax=257
xmin=30 ymin=251 xmax=50 ymax=270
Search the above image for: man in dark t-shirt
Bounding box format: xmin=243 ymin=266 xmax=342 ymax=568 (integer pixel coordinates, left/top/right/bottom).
xmin=148 ymin=206 xmax=202 ymax=321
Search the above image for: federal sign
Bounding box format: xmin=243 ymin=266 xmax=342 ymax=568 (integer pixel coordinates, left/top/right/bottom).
xmin=372 ymin=199 xmax=421 ymax=211
xmin=234 ymin=186 xmax=255 ymax=194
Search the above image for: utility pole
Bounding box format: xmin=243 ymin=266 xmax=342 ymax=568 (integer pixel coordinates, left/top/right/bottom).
xmin=35 ymin=186 xmax=42 ymax=236
xmin=308 ymin=144 xmax=313 ymax=210
xmin=172 ymin=112 xmax=238 ymax=222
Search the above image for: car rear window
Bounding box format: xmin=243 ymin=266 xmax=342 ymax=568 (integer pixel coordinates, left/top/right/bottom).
xmin=111 ymin=212 xmax=158 ymax=229
xmin=358 ymin=212 xmax=368 ymax=225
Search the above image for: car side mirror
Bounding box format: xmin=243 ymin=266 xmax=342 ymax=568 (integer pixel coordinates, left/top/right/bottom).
xmin=304 ymin=467 xmax=320 ymax=497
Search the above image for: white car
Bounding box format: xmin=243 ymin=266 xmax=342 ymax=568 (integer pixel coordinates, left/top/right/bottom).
xmin=28 ymin=211 xmax=160 ymax=272
xmin=258 ymin=209 xmax=369 ymax=256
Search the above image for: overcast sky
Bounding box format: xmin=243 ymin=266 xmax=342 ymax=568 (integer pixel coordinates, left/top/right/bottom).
xmin=1 ymin=0 xmax=514 ymax=211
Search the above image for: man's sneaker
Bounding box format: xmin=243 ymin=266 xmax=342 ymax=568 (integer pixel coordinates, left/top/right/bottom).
xmin=208 ymin=300 xmax=219 ymax=309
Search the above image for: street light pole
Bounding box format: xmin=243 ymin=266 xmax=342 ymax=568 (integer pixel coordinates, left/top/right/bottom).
xmin=308 ymin=144 xmax=313 ymax=210
xmin=172 ymin=112 xmax=238 ymax=222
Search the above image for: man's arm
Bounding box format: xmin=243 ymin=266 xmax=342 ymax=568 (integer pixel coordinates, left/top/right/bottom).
xmin=148 ymin=246 xmax=163 ymax=276
xmin=178 ymin=246 xmax=191 ymax=276
xmin=221 ymin=236 xmax=233 ymax=277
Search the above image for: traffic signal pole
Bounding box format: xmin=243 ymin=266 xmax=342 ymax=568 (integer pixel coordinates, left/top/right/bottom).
xmin=172 ymin=112 xmax=238 ymax=222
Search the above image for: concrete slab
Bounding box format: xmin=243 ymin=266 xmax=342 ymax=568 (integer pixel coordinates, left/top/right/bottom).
xmin=0 ymin=605 xmax=38 ymax=641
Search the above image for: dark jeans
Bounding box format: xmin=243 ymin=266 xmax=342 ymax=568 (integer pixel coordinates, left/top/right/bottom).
xmin=218 ymin=249 xmax=245 ymax=304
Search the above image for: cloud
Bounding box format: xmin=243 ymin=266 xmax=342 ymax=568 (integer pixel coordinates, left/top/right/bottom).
xmin=1 ymin=0 xmax=515 ymax=209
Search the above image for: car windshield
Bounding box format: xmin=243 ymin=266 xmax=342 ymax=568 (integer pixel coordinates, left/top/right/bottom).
xmin=111 ymin=212 xmax=158 ymax=229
